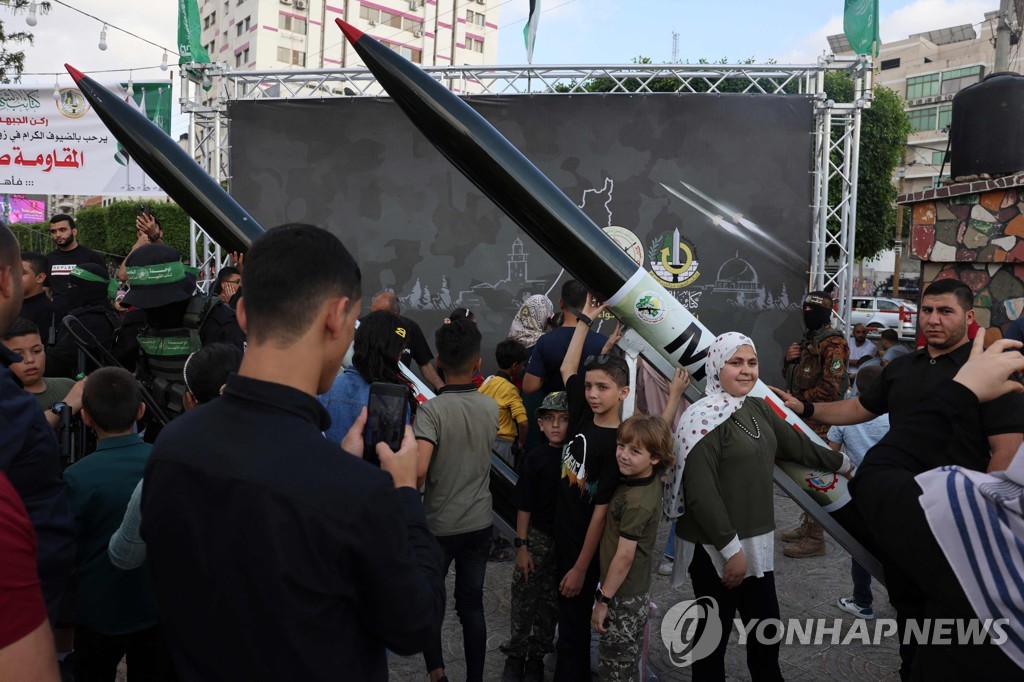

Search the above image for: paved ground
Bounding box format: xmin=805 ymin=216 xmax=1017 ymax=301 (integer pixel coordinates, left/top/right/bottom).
xmin=388 ymin=491 xmax=901 ymax=681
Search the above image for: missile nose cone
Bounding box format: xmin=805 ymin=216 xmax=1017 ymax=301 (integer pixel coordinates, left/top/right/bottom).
xmin=335 ymin=19 xmax=364 ymax=45
xmin=65 ymin=64 xmax=85 ymax=83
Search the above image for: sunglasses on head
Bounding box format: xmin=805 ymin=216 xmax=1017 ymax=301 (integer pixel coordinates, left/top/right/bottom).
xmin=584 ymin=354 xmax=613 ymax=368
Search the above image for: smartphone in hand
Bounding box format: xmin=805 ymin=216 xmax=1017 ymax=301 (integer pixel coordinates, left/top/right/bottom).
xmin=364 ymin=382 xmax=407 ymax=466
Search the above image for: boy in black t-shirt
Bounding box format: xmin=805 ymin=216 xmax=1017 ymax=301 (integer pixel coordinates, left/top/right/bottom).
xmin=502 ymin=390 xmax=569 ymax=682
xmin=554 ymin=295 xmax=629 ymax=681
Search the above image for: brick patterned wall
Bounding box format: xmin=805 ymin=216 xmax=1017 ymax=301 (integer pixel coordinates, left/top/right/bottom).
xmin=907 ymin=181 xmax=1024 ymax=339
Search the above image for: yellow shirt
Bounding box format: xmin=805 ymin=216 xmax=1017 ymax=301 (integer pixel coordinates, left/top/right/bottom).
xmin=478 ymin=373 xmax=527 ymax=441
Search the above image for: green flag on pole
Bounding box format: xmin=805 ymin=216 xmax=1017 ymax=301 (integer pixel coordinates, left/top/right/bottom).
xmin=523 ymin=0 xmax=540 ymax=64
xmin=844 ymin=0 xmax=880 ymax=57
xmin=178 ymin=0 xmax=210 ymax=67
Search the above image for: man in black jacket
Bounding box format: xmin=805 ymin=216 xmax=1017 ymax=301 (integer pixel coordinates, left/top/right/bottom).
xmin=44 ymin=262 xmax=119 ymax=379
xmin=0 ymin=223 xmax=74 ymax=625
xmin=141 ymin=224 xmax=444 ymax=680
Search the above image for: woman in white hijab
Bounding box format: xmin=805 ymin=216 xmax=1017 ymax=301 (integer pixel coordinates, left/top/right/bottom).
xmin=663 ymin=332 xmax=853 ymax=681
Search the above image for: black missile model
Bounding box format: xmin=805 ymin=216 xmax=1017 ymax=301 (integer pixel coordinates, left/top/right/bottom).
xmin=64 ymin=64 xmax=263 ymax=253
xmin=335 ymin=20 xmax=884 ymax=581
xmin=335 ymin=21 xmax=639 ymax=302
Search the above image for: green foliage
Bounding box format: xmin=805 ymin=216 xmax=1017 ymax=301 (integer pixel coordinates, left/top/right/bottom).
xmin=0 ymin=1 xmax=51 ymax=84
xmin=74 ymin=206 xmax=108 ymax=253
xmin=104 ymin=201 xmax=192 ymax=258
xmin=824 ymin=71 xmax=911 ymax=260
xmin=7 ymin=221 xmax=48 ymax=253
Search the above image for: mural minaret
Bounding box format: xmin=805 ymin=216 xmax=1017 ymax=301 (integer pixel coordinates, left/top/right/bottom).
xmin=508 ymin=237 xmax=528 ymax=282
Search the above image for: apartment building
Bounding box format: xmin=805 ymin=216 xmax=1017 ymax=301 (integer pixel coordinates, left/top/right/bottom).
xmin=199 ymin=0 xmax=500 ymax=85
xmin=829 ymin=11 xmax=1004 ymax=194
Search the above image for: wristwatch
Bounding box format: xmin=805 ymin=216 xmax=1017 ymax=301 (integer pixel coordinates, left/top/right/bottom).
xmin=594 ymin=588 xmax=612 ymax=605
xmin=572 ymin=308 xmax=593 ymax=326
xmin=513 ymin=537 xmax=530 ymax=548
xmin=49 ymin=401 xmax=68 ymax=416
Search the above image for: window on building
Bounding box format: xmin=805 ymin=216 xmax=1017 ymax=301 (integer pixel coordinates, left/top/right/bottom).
xmin=360 ymin=6 xmax=379 ymax=22
xmin=245 ymin=16 xmax=251 ymax=30
xmin=277 ymin=46 xmax=306 ymax=65
xmin=237 ymin=22 xmax=244 ymax=36
xmin=467 ymin=36 xmax=484 ymax=53
xmin=466 ymin=9 xmax=485 ymax=26
xmin=906 ymin=73 xmax=939 ymax=100
xmin=402 ymin=16 xmax=423 ymax=31
xmin=931 ymin=151 xmax=947 ymax=165
xmin=386 ymin=42 xmax=422 ymax=63
xmin=279 ymin=14 xmax=307 ymax=34
xmin=880 ymin=58 xmax=900 ymax=70
xmin=940 ymin=65 xmax=983 ymax=96
xmin=907 ymin=107 xmax=937 ymax=132
xmin=204 ymin=11 xmax=217 ymax=28
xmin=937 ymin=104 xmax=952 ymax=131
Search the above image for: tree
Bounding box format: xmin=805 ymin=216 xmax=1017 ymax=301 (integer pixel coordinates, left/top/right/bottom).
xmin=824 ymin=71 xmax=911 ymax=261
xmin=0 ymin=1 xmax=51 ymax=83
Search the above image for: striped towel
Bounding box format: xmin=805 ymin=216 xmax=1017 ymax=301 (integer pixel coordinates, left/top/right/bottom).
xmin=915 ymin=447 xmax=1024 ymax=670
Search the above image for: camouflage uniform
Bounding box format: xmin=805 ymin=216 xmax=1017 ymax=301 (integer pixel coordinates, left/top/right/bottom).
xmin=784 ymin=327 xmax=850 ymax=440
xmin=501 ymin=526 xmax=558 ymax=661
xmin=598 ymin=592 xmax=650 ymax=682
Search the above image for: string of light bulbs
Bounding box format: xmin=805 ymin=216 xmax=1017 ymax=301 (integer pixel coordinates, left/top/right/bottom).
xmin=20 ymin=0 xmax=179 ymax=70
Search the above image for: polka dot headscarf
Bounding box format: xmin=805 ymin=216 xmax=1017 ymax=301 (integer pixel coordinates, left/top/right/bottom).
xmin=663 ymin=331 xmax=755 ymax=519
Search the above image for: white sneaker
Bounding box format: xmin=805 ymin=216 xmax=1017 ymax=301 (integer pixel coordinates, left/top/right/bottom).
xmin=836 ymin=596 xmax=875 ymax=620
xmin=657 ymin=558 xmax=674 ymax=576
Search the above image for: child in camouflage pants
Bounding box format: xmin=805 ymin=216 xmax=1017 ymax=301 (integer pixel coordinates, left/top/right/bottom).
xmin=591 ymin=414 xmax=675 ymax=681
xmin=501 ymin=391 xmax=569 ymax=682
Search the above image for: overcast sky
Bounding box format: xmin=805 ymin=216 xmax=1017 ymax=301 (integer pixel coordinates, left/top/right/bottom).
xmin=3 ymin=0 xmax=998 ymax=137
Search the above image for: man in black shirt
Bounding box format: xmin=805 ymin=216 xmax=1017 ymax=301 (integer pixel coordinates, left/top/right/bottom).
xmin=19 ymin=251 xmax=59 ymax=345
xmin=45 ymin=214 xmax=105 ymax=315
xmin=141 ymin=224 xmax=444 ymax=680
xmin=775 ymin=279 xmax=1024 ymax=472
xmin=773 ymin=278 xmax=1024 ymax=677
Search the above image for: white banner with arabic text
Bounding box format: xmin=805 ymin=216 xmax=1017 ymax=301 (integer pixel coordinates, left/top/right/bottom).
xmin=0 ymin=82 xmax=173 ymax=196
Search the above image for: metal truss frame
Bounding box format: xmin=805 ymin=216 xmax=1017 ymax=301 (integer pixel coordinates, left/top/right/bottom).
xmin=181 ymin=56 xmax=873 ymax=327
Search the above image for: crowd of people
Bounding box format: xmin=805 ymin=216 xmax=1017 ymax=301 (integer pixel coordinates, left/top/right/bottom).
xmin=0 ymin=216 xmax=1022 ymax=682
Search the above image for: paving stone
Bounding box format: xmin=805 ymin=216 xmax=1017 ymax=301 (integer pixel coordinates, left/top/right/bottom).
xmin=386 ymin=493 xmax=902 ymax=680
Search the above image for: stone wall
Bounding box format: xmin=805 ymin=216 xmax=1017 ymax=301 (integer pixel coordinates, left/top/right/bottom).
xmin=905 ymin=176 xmax=1024 ymax=338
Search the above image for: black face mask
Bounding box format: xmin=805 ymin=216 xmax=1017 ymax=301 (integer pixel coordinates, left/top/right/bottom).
xmin=803 ymin=306 xmax=831 ymax=331
xmin=66 ymin=282 xmax=107 ymax=312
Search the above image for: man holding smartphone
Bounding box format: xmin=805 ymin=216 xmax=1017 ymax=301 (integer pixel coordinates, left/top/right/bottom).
xmin=141 ymin=224 xmax=444 ymax=680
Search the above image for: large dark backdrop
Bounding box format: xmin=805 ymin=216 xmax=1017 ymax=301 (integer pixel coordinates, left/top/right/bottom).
xmin=229 ymin=94 xmax=815 ymax=377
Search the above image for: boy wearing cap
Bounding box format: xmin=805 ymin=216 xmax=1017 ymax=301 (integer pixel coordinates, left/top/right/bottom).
xmin=502 ymin=391 xmax=569 ymax=682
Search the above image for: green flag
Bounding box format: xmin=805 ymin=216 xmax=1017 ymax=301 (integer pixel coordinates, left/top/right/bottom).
xmin=178 ymin=0 xmax=210 ymax=66
xmin=844 ymin=0 xmax=880 ymax=57
xmin=523 ymin=0 xmax=540 ymax=64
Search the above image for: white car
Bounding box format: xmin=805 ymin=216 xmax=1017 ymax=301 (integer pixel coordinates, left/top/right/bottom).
xmin=850 ymin=297 xmax=917 ymax=340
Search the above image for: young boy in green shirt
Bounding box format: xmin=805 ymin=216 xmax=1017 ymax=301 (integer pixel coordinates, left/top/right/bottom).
xmin=592 ymin=413 xmax=675 ymax=681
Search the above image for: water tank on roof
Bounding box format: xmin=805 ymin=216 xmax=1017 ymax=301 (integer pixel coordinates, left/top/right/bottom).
xmin=950 ymin=72 xmax=1024 ymax=178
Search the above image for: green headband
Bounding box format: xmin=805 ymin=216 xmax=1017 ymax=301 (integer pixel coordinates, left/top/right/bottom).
xmin=69 ymin=265 xmax=107 ymax=284
xmin=69 ymin=265 xmax=119 ymax=300
xmin=125 ymin=261 xmax=187 ymax=286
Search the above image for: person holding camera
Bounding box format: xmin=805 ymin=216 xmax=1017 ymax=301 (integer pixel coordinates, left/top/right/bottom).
xmin=140 ymin=225 xmax=444 ymax=680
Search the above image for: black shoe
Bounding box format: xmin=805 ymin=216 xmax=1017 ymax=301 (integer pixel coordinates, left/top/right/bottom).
xmin=502 ymin=655 xmax=526 ymax=682
xmin=523 ymin=657 xmax=545 ymax=682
